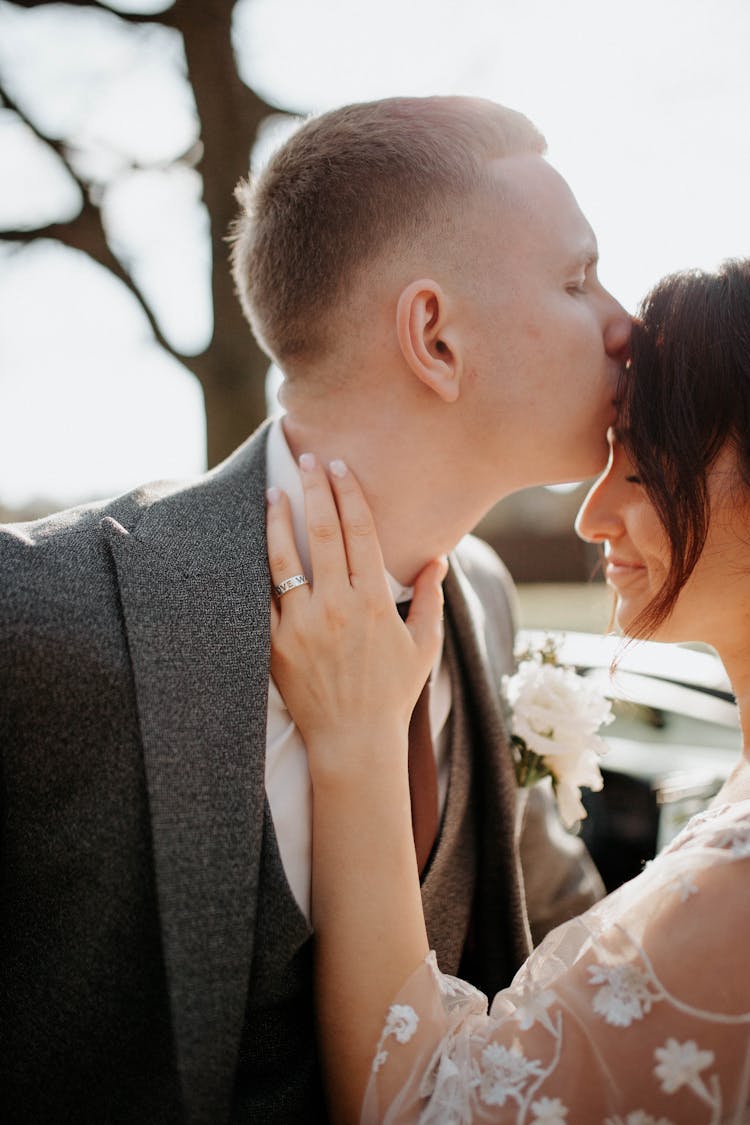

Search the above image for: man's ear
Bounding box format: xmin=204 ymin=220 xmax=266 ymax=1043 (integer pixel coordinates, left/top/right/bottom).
xmin=396 ymin=279 xmax=463 ymax=403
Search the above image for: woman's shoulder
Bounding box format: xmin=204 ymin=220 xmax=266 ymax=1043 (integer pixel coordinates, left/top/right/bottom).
xmin=660 ymin=796 xmax=750 ymax=859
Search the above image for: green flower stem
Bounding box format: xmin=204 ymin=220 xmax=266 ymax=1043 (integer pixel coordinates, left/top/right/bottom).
xmin=512 ymin=738 xmax=553 ymax=789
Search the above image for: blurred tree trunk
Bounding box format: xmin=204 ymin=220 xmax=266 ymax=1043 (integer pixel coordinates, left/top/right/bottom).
xmin=2 ymin=0 xmax=294 ymax=467
xmin=175 ymin=0 xmax=276 ymax=465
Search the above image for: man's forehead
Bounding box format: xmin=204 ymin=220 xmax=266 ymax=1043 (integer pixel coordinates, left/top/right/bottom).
xmin=485 ymin=155 xmax=598 ymax=254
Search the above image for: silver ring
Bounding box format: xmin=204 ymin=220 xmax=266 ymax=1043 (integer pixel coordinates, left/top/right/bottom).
xmin=273 ymin=574 xmax=310 ymax=598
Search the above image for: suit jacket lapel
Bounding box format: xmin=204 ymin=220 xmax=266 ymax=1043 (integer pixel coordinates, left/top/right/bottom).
xmin=102 ymin=424 xmax=272 ymax=1125
xmin=444 ymin=552 xmax=532 ymax=991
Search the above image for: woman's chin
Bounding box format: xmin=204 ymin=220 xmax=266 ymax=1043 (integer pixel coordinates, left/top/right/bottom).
xmin=615 ymin=601 xmax=685 ymax=646
xmin=613 ymin=599 xmax=639 ymax=637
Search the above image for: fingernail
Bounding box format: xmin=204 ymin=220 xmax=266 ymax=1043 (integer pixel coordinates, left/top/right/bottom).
xmin=266 ymin=486 xmax=281 ymax=505
xmin=299 ymin=452 xmax=316 ymax=472
xmin=329 ymin=459 xmax=348 ymax=479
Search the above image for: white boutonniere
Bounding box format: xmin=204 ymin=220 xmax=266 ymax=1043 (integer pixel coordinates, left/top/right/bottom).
xmin=502 ymin=636 xmax=614 ymax=828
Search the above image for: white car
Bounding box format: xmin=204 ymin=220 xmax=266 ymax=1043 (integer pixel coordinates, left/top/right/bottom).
xmin=518 ymin=629 xmax=740 ymax=891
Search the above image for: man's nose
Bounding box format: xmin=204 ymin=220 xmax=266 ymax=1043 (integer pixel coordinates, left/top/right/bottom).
xmin=604 ymin=301 xmax=632 ymax=361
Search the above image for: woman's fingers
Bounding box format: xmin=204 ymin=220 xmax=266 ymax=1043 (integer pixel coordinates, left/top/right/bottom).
xmin=298 ymin=453 xmax=351 ymax=595
xmin=266 ymin=486 xmax=310 ymax=607
xmin=406 ymin=557 xmax=449 ymax=666
xmin=327 ymin=460 xmax=389 ymax=597
xmin=266 ymin=459 xmax=448 ymax=757
xmin=268 ymin=456 xmax=442 ymax=689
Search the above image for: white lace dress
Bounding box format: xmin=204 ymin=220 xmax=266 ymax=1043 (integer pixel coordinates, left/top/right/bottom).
xmin=363 ymin=800 xmax=750 ymax=1124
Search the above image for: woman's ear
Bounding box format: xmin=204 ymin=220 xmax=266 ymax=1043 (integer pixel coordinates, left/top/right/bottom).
xmin=396 ymin=279 xmax=463 ymax=403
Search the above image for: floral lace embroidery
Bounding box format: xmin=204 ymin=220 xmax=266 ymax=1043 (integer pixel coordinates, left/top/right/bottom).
xmin=663 ymin=801 xmax=750 ymax=856
xmin=433 ymin=959 xmax=488 ymax=1016
xmin=530 ymin=1095 xmax=569 ymax=1122
xmin=371 ymin=1003 xmax=420 ymax=1074
xmin=372 ymin=1049 xmax=388 ymax=1074
xmin=367 ymin=803 xmax=750 ymax=1122
xmin=654 ymin=1038 xmax=717 ymax=1104
xmin=477 ymin=1041 xmax=544 ymax=1107
xmin=416 ymin=1053 xmax=467 ymax=1123
xmin=666 ymin=873 xmax=699 ymax=902
xmin=383 ymin=1004 xmax=419 ymax=1044
xmin=588 ymin=962 xmax=661 ymax=1027
xmin=512 ymin=985 xmax=558 ymax=1034
xmin=714 ymin=826 xmax=750 ymax=857
xmin=660 ymin=803 xmax=731 ymax=853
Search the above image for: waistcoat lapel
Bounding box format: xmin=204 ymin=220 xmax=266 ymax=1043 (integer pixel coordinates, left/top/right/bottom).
xmin=102 ymin=424 xmax=273 ymax=1125
xmin=443 ymin=552 xmax=532 ymax=993
xmin=421 ymin=625 xmax=477 ymax=974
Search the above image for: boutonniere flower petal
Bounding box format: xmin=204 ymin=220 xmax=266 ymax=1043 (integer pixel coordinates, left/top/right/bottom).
xmin=502 ymin=637 xmax=614 ymax=828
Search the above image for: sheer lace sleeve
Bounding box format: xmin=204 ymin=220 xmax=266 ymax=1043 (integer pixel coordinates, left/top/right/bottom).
xmin=363 ymin=801 xmax=750 ymax=1124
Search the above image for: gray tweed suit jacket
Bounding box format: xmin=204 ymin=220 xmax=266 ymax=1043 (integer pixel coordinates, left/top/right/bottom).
xmin=0 ymin=421 xmax=602 ymax=1124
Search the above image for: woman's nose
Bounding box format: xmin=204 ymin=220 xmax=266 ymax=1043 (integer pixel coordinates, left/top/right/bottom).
xmin=575 ymin=475 xmax=622 ymax=544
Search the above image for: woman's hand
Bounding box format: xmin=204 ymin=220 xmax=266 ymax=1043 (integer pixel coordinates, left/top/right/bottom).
xmin=267 ymin=453 xmax=438 ymax=1119
xmin=266 ymin=454 xmax=447 ymax=782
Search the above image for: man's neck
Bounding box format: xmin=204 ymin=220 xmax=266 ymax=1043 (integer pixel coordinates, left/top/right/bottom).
xmin=281 ymin=411 xmax=501 ymax=586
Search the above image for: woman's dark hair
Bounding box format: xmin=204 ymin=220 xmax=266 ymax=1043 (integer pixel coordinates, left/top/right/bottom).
xmin=618 ymin=257 xmax=750 ymax=636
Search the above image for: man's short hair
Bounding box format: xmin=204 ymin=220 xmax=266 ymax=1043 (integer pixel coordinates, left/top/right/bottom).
xmin=230 ymin=96 xmax=546 ymax=366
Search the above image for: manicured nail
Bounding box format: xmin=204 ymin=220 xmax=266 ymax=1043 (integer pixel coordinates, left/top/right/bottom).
xmin=266 ymin=486 xmax=281 ymax=505
xmin=329 ymin=459 xmax=348 ymax=479
xmin=299 ymin=452 xmax=316 ymax=472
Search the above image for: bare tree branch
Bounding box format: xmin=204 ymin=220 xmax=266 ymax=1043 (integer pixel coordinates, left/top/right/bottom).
xmin=1 ymin=0 xmax=301 ymax=463
xmin=0 ymin=80 xmax=197 ymax=372
xmin=1 ymin=219 xmax=197 ymax=375
xmin=9 ymin=0 xmax=176 ymax=27
xmin=0 ymin=83 xmax=88 ymax=202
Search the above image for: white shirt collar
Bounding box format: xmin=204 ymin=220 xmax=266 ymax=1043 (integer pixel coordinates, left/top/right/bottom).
xmin=265 ymin=416 xmax=413 ymax=604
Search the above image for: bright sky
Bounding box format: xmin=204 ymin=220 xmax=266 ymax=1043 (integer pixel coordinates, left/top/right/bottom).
xmin=2 ymin=0 xmax=750 ymax=507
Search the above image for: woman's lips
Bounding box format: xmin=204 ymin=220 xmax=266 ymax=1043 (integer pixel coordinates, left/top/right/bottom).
xmin=605 ymin=557 xmax=647 ymax=587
